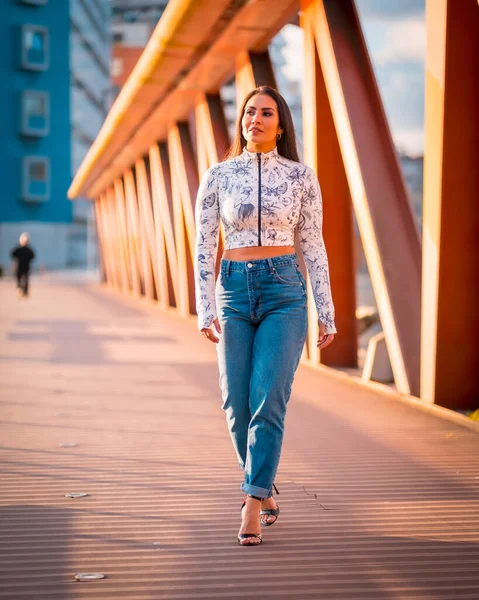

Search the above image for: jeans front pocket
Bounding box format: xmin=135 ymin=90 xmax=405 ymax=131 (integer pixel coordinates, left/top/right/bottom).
xmin=272 ymin=264 xmax=303 ymax=286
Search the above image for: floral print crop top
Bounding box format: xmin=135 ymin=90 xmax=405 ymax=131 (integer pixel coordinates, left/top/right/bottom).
xmin=194 ymin=146 xmax=337 ymax=334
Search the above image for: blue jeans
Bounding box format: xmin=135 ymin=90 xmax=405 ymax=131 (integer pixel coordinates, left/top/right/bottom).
xmin=215 ymin=254 xmax=308 ymax=499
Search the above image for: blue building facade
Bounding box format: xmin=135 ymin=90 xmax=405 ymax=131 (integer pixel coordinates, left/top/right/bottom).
xmin=0 ymin=0 xmax=72 ymax=269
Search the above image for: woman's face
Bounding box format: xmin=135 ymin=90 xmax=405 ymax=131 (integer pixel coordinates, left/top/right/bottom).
xmin=241 ymin=94 xmax=283 ymax=147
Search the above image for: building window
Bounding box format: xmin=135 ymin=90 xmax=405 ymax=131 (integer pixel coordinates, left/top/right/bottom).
xmin=123 ymin=10 xmax=139 ymax=23
xmin=111 ymin=57 xmax=123 ymax=78
xmin=21 ymin=91 xmax=49 ymax=137
xmin=21 ymin=25 xmax=49 ymax=71
xmin=22 ymin=156 xmax=50 ymax=202
xmin=19 ymin=0 xmax=48 ymax=5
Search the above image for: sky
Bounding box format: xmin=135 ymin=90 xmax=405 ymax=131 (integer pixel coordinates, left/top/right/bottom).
xmin=282 ymin=0 xmax=426 ymax=156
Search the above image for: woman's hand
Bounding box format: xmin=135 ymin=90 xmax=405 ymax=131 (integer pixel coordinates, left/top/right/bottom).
xmin=317 ymin=320 xmax=335 ymax=350
xmin=201 ymin=318 xmax=222 ymax=344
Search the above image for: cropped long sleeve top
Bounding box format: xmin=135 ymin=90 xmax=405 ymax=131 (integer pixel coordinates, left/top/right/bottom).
xmin=194 ymin=146 xmax=337 ymax=334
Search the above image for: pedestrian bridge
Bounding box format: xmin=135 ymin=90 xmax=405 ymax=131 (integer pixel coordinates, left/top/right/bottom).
xmin=0 ymin=274 xmax=478 ymax=599
xmin=2 ymin=0 xmax=479 ymax=596
xmin=68 ymin=0 xmax=479 ymax=412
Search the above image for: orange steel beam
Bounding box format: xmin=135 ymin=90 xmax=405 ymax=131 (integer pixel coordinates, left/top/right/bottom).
xmin=94 ymin=196 xmax=112 ymax=286
xmin=303 ymin=0 xmax=421 ymax=396
xmin=120 ymin=173 xmax=142 ymax=298
xmin=94 ymin=196 xmax=106 ymax=285
xmin=131 ymin=167 xmax=155 ymax=301
xmin=149 ymin=142 xmax=180 ymax=308
xmin=302 ymin=11 xmax=357 ymax=368
xmin=146 ymin=153 xmax=169 ymax=310
xmin=101 ymin=192 xmax=118 ymax=288
xmin=421 ymin=0 xmax=479 ymax=409
xmin=111 ymin=184 xmax=130 ymax=292
xmin=104 ymin=187 xmax=124 ymax=291
xmin=194 ymin=93 xmax=230 ymax=175
xmin=194 ymin=93 xmax=230 ymax=273
xmin=113 ymin=178 xmax=133 ymax=292
xmin=168 ymin=123 xmax=199 ymax=316
xmin=302 ymin=15 xmax=322 ymax=366
xmin=236 ymin=50 xmax=277 ymax=106
xmin=93 ymin=199 xmax=106 ymax=284
xmin=205 ymin=94 xmax=230 ymax=163
xmin=136 ymin=157 xmax=161 ymax=302
xmin=124 ymin=168 xmax=147 ymax=296
xmin=105 ymin=187 xmax=121 ymax=290
xmin=195 ymin=98 xmax=212 ymax=178
xmin=121 ymin=174 xmax=142 ymax=297
xmin=98 ymin=193 xmax=113 ymax=287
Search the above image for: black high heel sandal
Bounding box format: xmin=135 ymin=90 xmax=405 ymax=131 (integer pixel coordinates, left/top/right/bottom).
xmin=238 ymin=495 xmax=263 ymax=546
xmin=260 ymin=483 xmax=280 ymax=527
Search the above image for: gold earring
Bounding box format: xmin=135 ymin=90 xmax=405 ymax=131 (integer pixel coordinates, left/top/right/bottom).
xmin=277 ymin=132 xmax=282 ymax=140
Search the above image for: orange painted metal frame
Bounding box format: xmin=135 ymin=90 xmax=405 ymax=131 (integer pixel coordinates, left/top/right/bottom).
xmin=194 ymin=93 xmax=230 ymax=270
xmin=302 ymin=11 xmax=357 ymax=368
xmin=136 ymin=158 xmax=160 ymax=301
xmin=167 ymin=123 xmax=198 ymax=316
xmin=73 ymin=0 xmax=478 ymax=409
xmin=149 ymin=142 xmax=179 ymax=308
xmin=194 ymin=93 xmax=230 ymax=174
xmin=302 ymin=0 xmax=422 ymax=396
xmin=92 ymin=200 xmax=106 ymax=284
xmin=104 ymin=187 xmax=124 ymax=291
xmin=124 ymin=168 xmax=147 ymax=297
xmin=113 ymin=178 xmax=133 ymax=293
xmin=235 ymin=51 xmax=277 ymax=108
xmin=421 ymin=0 xmax=479 ymax=409
xmin=146 ymin=151 xmax=170 ymax=310
xmin=94 ymin=196 xmax=112 ymax=286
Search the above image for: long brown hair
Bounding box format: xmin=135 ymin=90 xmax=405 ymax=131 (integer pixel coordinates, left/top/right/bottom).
xmin=223 ymin=86 xmax=300 ymax=163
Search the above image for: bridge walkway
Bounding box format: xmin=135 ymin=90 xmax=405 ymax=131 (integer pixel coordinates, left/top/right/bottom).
xmin=0 ymin=275 xmax=478 ymax=599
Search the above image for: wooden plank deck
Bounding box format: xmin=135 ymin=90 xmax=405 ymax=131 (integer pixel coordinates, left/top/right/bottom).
xmin=1 ymin=274 xmax=478 ymax=599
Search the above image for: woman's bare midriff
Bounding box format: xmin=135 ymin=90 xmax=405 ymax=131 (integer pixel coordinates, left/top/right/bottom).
xmin=223 ymin=245 xmax=295 ymax=261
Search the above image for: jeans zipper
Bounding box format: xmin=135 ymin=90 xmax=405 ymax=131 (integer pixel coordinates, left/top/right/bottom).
xmin=257 ymin=153 xmax=262 ymax=246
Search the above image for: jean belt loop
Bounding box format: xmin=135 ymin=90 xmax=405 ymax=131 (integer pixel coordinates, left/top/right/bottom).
xmin=227 ymin=260 xmax=231 ymax=278
xmin=267 ymin=258 xmax=274 ymax=274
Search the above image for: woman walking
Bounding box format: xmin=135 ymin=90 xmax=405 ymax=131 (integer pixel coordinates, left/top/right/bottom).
xmin=194 ymin=86 xmax=336 ymax=545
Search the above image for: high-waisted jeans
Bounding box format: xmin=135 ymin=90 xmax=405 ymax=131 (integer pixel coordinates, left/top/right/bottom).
xmin=215 ymin=253 xmax=308 ymax=499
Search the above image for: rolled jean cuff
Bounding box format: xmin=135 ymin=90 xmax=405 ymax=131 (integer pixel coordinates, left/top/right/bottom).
xmin=241 ymin=482 xmax=272 ymax=499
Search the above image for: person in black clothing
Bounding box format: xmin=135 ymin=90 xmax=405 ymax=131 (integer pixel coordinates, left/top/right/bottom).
xmin=11 ymin=233 xmax=35 ymax=297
